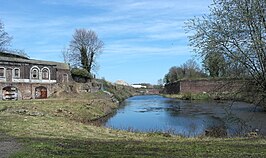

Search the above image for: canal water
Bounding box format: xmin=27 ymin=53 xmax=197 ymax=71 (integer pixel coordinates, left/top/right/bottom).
xmin=105 ymin=95 xmax=266 ymax=137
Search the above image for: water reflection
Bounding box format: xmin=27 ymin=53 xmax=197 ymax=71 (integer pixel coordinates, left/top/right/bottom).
xmin=105 ymin=95 xmax=266 ymax=137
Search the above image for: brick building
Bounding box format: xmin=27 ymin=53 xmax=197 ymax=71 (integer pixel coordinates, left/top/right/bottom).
xmin=0 ymin=52 xmax=71 ymax=100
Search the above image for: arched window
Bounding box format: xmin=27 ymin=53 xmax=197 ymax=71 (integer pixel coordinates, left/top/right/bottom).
xmin=30 ymin=66 xmax=40 ymax=79
xmin=2 ymin=86 xmax=18 ymax=100
xmin=0 ymin=67 xmax=5 ymax=78
xmin=13 ymin=68 xmax=20 ymax=78
xmin=41 ymin=67 xmax=50 ymax=80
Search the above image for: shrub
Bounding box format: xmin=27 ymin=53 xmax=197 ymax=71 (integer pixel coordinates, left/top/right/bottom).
xmin=71 ymin=68 xmax=92 ymax=79
xmin=71 ymin=68 xmax=93 ymax=83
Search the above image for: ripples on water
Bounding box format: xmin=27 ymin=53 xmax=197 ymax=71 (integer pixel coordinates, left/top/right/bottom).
xmin=105 ymin=95 xmax=266 ymax=137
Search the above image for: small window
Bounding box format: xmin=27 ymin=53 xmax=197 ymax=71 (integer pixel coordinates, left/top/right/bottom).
xmin=13 ymin=68 xmax=20 ymax=78
xmin=32 ymin=69 xmax=39 ymax=79
xmin=63 ymin=73 xmax=68 ymax=82
xmin=0 ymin=68 xmax=5 ymax=77
xmin=42 ymin=68 xmax=49 ymax=80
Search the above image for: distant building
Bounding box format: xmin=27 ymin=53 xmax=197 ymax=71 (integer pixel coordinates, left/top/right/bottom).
xmin=0 ymin=52 xmax=71 ymax=100
xmin=131 ymin=84 xmax=147 ymax=89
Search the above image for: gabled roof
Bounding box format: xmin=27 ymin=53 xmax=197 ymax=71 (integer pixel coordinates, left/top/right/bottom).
xmin=0 ymin=52 xmax=69 ymax=70
xmin=0 ymin=51 xmax=29 ymax=59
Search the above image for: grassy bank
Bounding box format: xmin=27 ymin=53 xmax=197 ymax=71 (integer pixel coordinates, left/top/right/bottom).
xmin=163 ymin=93 xmax=211 ymax=100
xmin=100 ymin=79 xmax=136 ymax=102
xmin=163 ymin=92 xmax=252 ymax=101
xmin=0 ymin=92 xmax=265 ymax=157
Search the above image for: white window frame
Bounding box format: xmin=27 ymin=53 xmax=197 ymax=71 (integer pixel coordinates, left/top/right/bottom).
xmin=12 ymin=68 xmax=20 ymax=79
xmin=30 ymin=66 xmax=40 ymax=80
xmin=41 ymin=67 xmax=50 ymax=80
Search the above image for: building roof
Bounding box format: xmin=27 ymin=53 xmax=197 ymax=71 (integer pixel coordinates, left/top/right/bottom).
xmin=0 ymin=51 xmax=29 ymax=59
xmin=0 ymin=52 xmax=69 ymax=70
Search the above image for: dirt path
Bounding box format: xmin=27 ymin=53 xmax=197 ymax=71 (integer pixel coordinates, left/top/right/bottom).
xmin=0 ymin=133 xmax=21 ymax=158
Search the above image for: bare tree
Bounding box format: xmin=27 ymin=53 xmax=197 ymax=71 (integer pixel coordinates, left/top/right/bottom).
xmin=68 ymin=29 xmax=104 ymax=74
xmin=61 ymin=46 xmax=71 ymax=64
xmin=186 ymin=0 xmax=266 ymax=107
xmin=0 ymin=20 xmax=12 ymax=51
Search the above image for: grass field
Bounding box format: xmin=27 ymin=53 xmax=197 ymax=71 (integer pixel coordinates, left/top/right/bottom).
xmin=0 ymin=92 xmax=265 ymax=157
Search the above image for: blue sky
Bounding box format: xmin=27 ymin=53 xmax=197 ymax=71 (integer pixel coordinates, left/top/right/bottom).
xmin=0 ymin=0 xmax=212 ymax=84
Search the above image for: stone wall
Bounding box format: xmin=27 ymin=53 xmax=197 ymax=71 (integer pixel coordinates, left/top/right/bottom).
xmin=0 ymin=78 xmax=104 ymax=100
xmin=0 ymin=83 xmax=54 ymax=100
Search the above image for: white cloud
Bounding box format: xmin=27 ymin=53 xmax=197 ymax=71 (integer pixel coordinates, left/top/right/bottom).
xmin=1 ymin=0 xmax=212 ymax=83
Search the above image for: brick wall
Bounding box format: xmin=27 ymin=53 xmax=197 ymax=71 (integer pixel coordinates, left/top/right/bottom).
xmin=164 ymin=79 xmax=245 ymax=94
xmin=163 ymin=82 xmax=180 ymax=94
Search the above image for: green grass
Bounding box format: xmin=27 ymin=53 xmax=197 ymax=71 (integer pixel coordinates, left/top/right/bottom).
xmin=0 ymin=91 xmax=117 ymax=122
xmin=12 ymin=137 xmax=266 ymax=158
xmin=0 ymin=92 xmax=265 ymax=157
xmin=163 ymin=93 xmax=211 ymax=100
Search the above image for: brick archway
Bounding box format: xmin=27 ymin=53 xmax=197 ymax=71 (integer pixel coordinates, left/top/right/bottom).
xmin=2 ymin=86 xmax=18 ymax=100
xmin=35 ymin=86 xmax=47 ymax=99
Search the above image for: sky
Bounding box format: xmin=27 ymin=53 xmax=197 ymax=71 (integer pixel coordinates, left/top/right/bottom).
xmin=0 ymin=0 xmax=212 ymax=84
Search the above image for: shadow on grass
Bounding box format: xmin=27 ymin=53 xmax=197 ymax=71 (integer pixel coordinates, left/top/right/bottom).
xmin=11 ymin=136 xmax=266 ymax=158
xmin=0 ymin=132 xmax=21 ymax=158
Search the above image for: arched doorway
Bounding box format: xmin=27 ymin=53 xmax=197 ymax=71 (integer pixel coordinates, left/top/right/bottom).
xmin=35 ymin=86 xmax=47 ymax=99
xmin=2 ymin=86 xmax=18 ymax=100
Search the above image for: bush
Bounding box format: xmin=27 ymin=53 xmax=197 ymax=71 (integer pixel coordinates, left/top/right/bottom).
xmin=71 ymin=68 xmax=93 ymax=83
xmin=71 ymin=68 xmax=93 ymax=78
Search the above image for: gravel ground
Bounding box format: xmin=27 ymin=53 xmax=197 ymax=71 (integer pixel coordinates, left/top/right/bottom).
xmin=0 ymin=133 xmax=21 ymax=158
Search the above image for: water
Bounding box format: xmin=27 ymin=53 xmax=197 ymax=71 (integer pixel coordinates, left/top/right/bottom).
xmin=105 ymin=95 xmax=266 ymax=137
